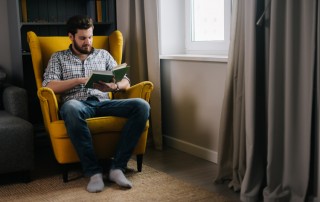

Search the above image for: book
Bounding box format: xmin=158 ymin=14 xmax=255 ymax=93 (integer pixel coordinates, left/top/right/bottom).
xmin=21 ymin=0 xmax=28 ymax=22
xmin=85 ymin=63 xmax=129 ymax=88
xmin=96 ymin=0 xmax=102 ymax=22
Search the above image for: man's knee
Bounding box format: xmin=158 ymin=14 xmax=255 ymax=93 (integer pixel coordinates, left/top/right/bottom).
xmin=133 ymin=98 xmax=150 ymax=117
xmin=60 ymin=99 xmax=83 ymax=118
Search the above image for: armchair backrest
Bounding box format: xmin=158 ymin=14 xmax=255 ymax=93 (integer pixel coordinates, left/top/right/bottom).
xmin=27 ymin=30 xmax=123 ymax=90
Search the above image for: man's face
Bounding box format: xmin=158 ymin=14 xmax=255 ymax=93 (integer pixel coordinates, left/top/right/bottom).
xmin=69 ymin=27 xmax=93 ymax=54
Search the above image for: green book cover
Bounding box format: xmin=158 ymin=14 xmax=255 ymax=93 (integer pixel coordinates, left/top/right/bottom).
xmin=85 ymin=63 xmax=129 ymax=88
xmin=112 ymin=64 xmax=129 ymax=82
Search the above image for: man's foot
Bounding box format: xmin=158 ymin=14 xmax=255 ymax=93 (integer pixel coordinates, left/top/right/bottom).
xmin=87 ymin=173 xmax=104 ymax=193
xmin=109 ymin=169 xmax=132 ymax=188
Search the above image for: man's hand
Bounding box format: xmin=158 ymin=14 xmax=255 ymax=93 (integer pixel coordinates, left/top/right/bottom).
xmin=93 ymin=81 xmax=118 ymax=92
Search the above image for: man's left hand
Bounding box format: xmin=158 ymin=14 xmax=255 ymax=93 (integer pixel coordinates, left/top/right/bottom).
xmin=93 ymin=81 xmax=117 ymax=92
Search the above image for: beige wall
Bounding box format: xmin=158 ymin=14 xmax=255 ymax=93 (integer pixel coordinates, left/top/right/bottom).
xmin=161 ymin=59 xmax=227 ymax=163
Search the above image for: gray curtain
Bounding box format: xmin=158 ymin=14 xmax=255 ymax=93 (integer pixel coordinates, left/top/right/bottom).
xmin=117 ymin=0 xmax=163 ymax=150
xmin=216 ymin=0 xmax=320 ymax=201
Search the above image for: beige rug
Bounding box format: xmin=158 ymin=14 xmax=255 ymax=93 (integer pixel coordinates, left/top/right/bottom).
xmin=0 ymin=160 xmax=230 ymax=202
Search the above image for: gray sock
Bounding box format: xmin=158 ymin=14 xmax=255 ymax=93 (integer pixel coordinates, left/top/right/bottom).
xmin=109 ymin=169 xmax=132 ymax=188
xmin=87 ymin=173 xmax=104 ymax=193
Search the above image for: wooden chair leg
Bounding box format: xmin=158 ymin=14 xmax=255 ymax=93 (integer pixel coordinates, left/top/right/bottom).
xmin=136 ymin=154 xmax=143 ymax=172
xmin=62 ymin=165 xmax=69 ymax=183
xmin=21 ymin=171 xmax=32 ymax=183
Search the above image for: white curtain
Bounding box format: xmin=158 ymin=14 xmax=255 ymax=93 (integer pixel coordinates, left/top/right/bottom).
xmin=216 ymin=0 xmax=320 ymax=201
xmin=116 ymin=0 xmax=163 ymax=150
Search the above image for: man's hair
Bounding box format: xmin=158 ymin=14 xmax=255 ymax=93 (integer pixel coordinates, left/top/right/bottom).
xmin=67 ymin=15 xmax=94 ymax=35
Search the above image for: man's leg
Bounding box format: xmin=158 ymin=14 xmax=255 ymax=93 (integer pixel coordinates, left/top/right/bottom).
xmin=97 ymin=98 xmax=150 ymax=188
xmin=60 ymin=99 xmax=104 ymax=192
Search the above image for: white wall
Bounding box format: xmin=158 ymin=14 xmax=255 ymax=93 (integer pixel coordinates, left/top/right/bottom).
xmin=159 ymin=0 xmax=228 ymax=163
xmin=161 ymin=59 xmax=226 ymax=163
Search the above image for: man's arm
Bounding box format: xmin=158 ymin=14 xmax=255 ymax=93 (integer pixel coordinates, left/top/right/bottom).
xmin=93 ymin=77 xmax=130 ymax=92
xmin=116 ymin=78 xmax=131 ymax=90
xmin=46 ymin=77 xmax=88 ymax=94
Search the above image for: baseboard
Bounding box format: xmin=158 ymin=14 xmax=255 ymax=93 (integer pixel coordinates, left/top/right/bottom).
xmin=163 ymin=135 xmax=218 ymax=163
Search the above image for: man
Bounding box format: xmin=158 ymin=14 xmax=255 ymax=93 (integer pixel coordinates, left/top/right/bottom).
xmin=42 ymin=15 xmax=150 ymax=193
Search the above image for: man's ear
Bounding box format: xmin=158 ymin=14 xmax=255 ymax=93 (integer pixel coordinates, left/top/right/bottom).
xmin=68 ymin=33 xmax=74 ymax=41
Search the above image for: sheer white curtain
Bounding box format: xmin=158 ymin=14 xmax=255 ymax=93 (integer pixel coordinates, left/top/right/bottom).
xmin=117 ymin=0 xmax=163 ymax=150
xmin=216 ymin=0 xmax=320 ymax=201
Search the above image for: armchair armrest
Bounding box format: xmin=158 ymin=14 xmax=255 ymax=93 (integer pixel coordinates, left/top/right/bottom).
xmin=3 ymin=85 xmax=29 ymax=120
xmin=37 ymin=87 xmax=60 ymax=127
xmin=113 ymin=81 xmax=154 ymax=102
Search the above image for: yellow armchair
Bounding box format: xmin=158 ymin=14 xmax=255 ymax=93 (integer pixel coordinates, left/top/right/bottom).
xmin=27 ymin=31 xmax=153 ymax=182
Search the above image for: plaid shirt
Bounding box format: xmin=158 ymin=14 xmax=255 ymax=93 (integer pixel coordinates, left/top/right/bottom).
xmin=43 ymin=46 xmax=121 ymax=103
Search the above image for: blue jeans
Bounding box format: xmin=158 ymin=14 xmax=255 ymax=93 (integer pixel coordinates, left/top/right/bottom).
xmin=60 ymin=97 xmax=150 ymax=177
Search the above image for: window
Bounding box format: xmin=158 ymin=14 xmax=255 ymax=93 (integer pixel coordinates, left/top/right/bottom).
xmin=185 ymin=0 xmax=231 ymax=55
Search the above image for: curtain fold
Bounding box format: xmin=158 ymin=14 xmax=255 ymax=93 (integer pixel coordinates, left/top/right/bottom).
xmin=216 ymin=0 xmax=320 ymax=201
xmin=261 ymin=1 xmax=316 ymax=201
xmin=116 ymin=0 xmax=163 ymax=150
xmin=215 ymin=0 xmax=246 ymax=192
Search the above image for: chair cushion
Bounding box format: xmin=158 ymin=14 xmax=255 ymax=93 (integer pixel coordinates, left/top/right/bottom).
xmin=48 ymin=116 xmax=128 ymax=139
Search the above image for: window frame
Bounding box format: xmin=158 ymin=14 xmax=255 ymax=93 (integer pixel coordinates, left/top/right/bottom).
xmin=185 ymin=0 xmax=231 ymax=55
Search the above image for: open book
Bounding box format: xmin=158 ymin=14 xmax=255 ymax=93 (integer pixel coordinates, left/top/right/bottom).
xmin=84 ymin=63 xmax=129 ymax=88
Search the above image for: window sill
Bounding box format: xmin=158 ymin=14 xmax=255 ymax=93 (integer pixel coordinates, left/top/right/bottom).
xmin=159 ymin=54 xmax=228 ymax=63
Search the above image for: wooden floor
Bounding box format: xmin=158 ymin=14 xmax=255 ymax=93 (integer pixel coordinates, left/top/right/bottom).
xmin=2 ymin=134 xmax=240 ymax=201
xmin=143 ymin=145 xmax=240 ymax=202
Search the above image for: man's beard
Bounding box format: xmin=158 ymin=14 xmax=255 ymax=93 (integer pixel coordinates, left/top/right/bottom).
xmin=74 ymin=40 xmax=92 ymax=54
